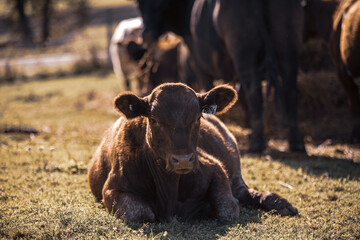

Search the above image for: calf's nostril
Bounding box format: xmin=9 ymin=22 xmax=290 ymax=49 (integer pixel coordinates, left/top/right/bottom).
xmin=172 ymin=153 xmax=193 ymax=163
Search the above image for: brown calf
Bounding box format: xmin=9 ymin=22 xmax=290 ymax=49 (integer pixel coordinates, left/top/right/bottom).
xmin=87 ymin=83 xmax=298 ymax=222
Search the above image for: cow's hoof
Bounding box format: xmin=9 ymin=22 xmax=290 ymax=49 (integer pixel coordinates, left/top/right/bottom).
xmin=248 ymin=140 xmax=265 ymax=153
xmin=289 ymin=139 xmax=306 ymax=153
xmin=350 ymin=130 xmax=360 ymax=144
xmin=247 ymin=147 xmax=265 ymax=154
xmin=260 ymin=192 xmax=298 ymax=217
xmin=248 ymin=131 xmax=265 ymax=153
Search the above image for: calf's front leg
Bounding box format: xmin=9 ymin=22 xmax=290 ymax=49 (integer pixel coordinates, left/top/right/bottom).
xmin=210 ymin=168 xmax=240 ymax=222
xmin=102 ymin=173 xmax=155 ymax=222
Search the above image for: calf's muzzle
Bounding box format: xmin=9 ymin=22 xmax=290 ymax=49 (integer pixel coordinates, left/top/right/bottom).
xmin=171 ymin=153 xmax=195 ymax=174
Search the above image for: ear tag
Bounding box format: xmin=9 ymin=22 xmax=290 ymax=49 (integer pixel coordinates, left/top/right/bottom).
xmin=202 ymin=105 xmax=217 ymax=114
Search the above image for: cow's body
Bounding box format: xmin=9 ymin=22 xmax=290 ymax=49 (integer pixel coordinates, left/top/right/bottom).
xmin=330 ymin=0 xmax=360 ymax=142
xmin=303 ymin=0 xmax=360 ymax=142
xmin=139 ymin=33 xmax=185 ymax=95
xmin=109 ymin=17 xmax=145 ymax=91
xmin=137 ymin=0 xmax=305 ymax=153
xmin=88 ymin=83 xmax=298 ymax=222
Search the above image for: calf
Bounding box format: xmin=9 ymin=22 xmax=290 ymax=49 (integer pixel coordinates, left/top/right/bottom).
xmin=87 ymin=83 xmax=298 ymax=222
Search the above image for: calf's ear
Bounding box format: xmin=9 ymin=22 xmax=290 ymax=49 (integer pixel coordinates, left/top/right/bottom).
xmin=114 ymin=93 xmax=149 ymax=118
xmin=198 ymin=85 xmax=238 ymax=115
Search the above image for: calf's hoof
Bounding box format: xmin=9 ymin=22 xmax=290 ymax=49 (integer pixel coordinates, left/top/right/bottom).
xmin=260 ymin=192 xmax=298 ymax=217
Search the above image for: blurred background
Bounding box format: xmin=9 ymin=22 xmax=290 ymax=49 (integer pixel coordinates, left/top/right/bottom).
xmin=0 ymin=0 xmax=139 ymax=80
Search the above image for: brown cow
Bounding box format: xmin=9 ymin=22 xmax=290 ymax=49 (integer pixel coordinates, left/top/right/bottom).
xmin=330 ymin=0 xmax=360 ymax=142
xmin=87 ymin=83 xmax=298 ymax=222
xmin=138 ymin=33 xmax=185 ymax=95
xmin=303 ymin=0 xmax=360 ymax=142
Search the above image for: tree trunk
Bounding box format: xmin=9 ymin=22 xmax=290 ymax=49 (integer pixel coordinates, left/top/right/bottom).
xmin=16 ymin=0 xmax=35 ymax=48
xmin=41 ymin=0 xmax=51 ymax=44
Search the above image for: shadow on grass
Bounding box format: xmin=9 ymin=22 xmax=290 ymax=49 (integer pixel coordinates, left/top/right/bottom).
xmin=126 ymin=208 xmax=262 ymax=239
xmin=265 ymin=148 xmax=360 ymax=180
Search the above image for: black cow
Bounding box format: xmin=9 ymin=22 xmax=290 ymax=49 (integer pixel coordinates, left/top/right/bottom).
xmin=136 ymin=0 xmax=305 ymax=153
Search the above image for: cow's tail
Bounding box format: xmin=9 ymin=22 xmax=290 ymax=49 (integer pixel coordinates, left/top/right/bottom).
xmin=251 ymin=0 xmax=286 ymax=134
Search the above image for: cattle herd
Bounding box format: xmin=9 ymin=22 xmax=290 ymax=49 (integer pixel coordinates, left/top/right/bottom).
xmin=88 ymin=0 xmax=360 ymax=222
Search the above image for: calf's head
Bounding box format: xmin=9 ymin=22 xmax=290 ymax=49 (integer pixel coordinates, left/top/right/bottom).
xmin=114 ymin=83 xmax=237 ymax=174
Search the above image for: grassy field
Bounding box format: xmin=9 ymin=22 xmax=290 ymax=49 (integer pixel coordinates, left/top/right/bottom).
xmin=0 ymin=74 xmax=359 ymax=239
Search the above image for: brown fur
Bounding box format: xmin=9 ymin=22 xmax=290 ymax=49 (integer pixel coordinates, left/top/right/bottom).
xmin=138 ymin=33 xmax=184 ymax=95
xmin=87 ymin=83 xmax=298 ymax=222
xmin=330 ymin=0 xmax=360 ymax=142
xmin=303 ymin=0 xmax=360 ymax=142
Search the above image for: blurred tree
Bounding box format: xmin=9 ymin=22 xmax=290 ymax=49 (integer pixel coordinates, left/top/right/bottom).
xmin=74 ymin=0 xmax=90 ymax=27
xmin=15 ymin=0 xmax=35 ymax=48
xmin=8 ymin=0 xmax=89 ymax=47
xmin=41 ymin=0 xmax=51 ymax=44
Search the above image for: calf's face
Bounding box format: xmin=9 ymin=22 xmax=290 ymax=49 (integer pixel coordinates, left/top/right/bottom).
xmin=114 ymin=83 xmax=237 ymax=174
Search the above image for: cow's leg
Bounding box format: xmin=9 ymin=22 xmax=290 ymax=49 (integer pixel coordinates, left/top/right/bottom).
xmin=209 ymin=167 xmax=239 ymax=222
xmin=120 ymin=67 xmax=132 ymax=92
xmin=337 ymin=64 xmax=360 ymax=143
xmin=218 ymin=5 xmax=265 ymax=152
xmin=223 ymin=42 xmax=264 ymax=152
xmin=102 ymin=173 xmax=155 ymax=222
xmin=268 ymin=0 xmax=305 ymax=152
xmin=110 ymin=43 xmax=131 ymax=91
xmin=237 ymin=68 xmax=265 ymax=152
xmin=231 ymin=171 xmax=298 ymax=216
xmin=118 ymin=48 xmax=132 ymax=91
xmin=238 ymin=83 xmax=251 ymax=128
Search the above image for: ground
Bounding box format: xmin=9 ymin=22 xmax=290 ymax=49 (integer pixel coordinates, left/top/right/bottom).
xmin=0 ymin=74 xmax=359 ymax=239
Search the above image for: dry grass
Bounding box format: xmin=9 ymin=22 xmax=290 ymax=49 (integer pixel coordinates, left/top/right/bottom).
xmin=0 ymin=74 xmax=359 ymax=239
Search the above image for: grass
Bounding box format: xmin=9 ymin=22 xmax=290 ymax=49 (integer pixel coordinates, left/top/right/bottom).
xmin=0 ymin=74 xmax=360 ymax=239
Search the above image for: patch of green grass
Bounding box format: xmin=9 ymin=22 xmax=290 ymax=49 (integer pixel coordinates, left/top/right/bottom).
xmin=0 ymin=75 xmax=360 ymax=239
